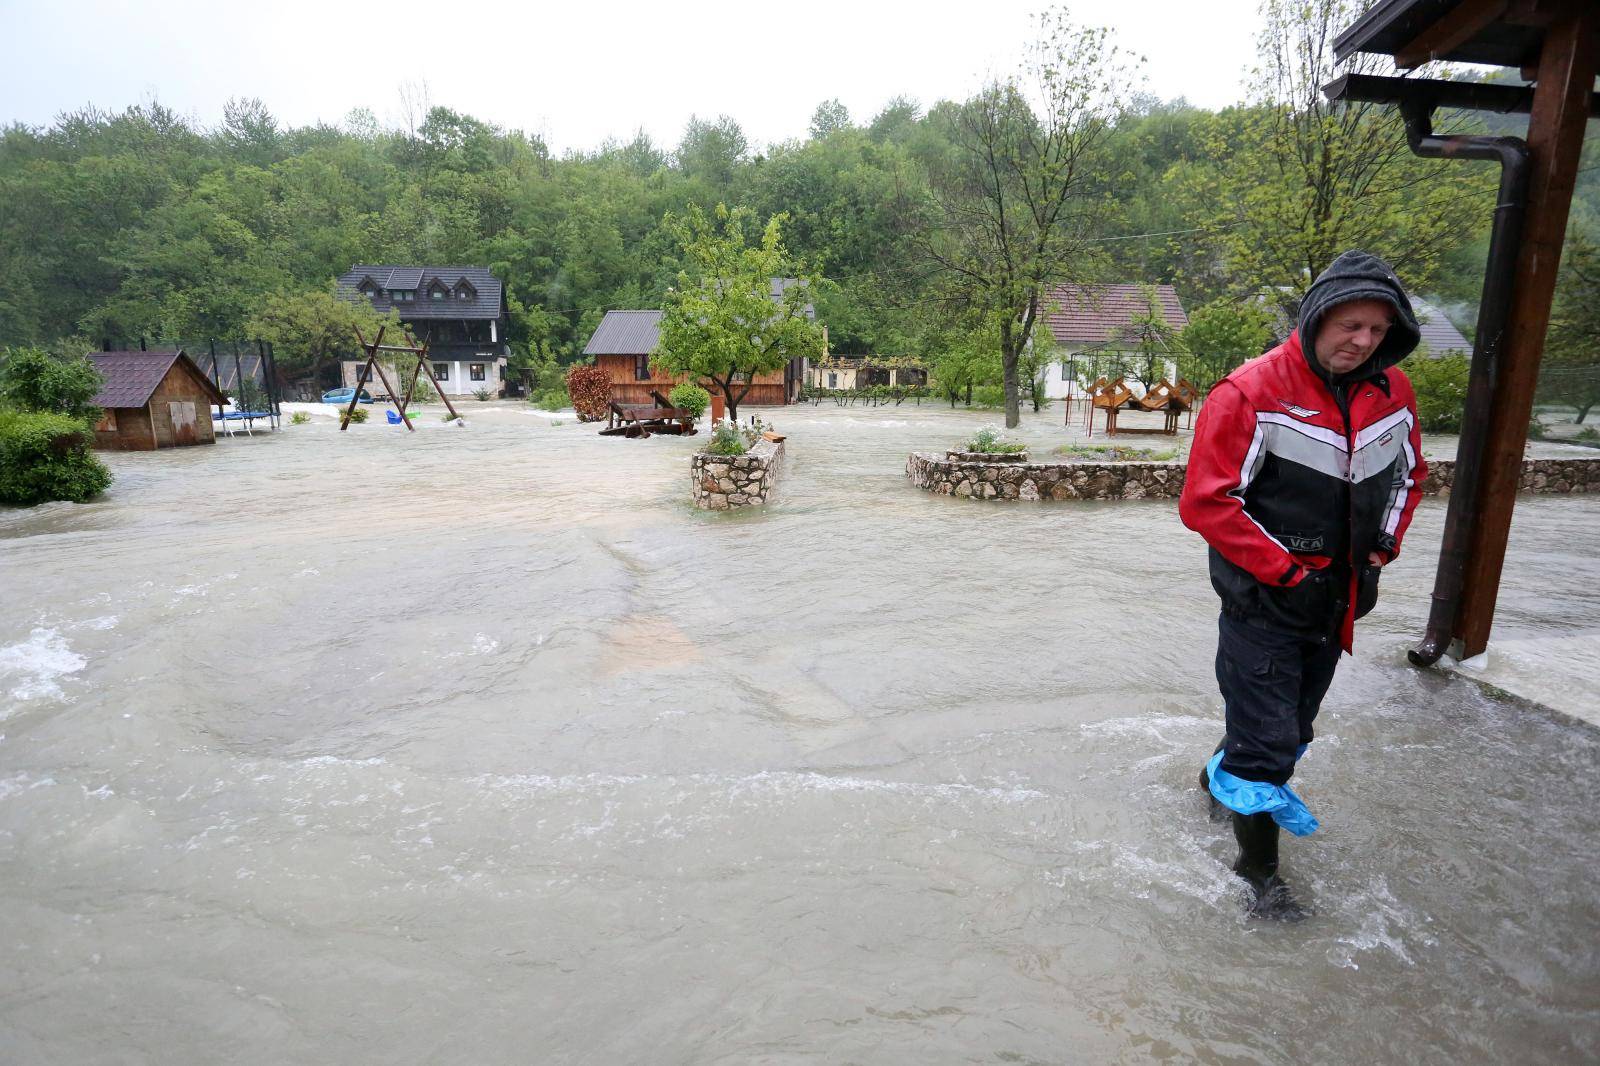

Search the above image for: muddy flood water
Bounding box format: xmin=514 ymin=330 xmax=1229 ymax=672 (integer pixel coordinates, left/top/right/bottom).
xmin=2 ymin=401 xmax=1598 ymax=1064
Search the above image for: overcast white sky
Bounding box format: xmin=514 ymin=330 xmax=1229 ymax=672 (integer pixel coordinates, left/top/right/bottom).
xmin=2 ymin=0 xmax=1265 ymax=153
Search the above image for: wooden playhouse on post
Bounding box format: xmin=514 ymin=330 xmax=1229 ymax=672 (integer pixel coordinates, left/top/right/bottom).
xmin=87 ymin=349 xmax=228 ymax=450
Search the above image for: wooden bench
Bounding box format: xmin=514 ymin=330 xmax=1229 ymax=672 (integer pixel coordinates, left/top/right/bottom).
xmin=599 ymin=398 xmax=697 ymax=437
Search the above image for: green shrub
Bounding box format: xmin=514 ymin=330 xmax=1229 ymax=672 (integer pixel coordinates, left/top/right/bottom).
xmin=290 ymin=411 xmax=310 ymax=425
xmin=705 ymin=420 xmax=747 ymax=456
xmin=1407 ymin=354 xmax=1470 ymax=433
xmin=0 ymin=347 xmax=103 ymax=423
xmin=970 ymin=384 xmax=1005 ymax=408
xmin=341 ymin=406 xmax=369 ymax=426
xmin=232 ymin=376 xmax=268 ymax=413
xmin=668 ymin=382 xmax=711 ymax=419
xmin=533 ymin=384 xmax=569 ymax=411
xmin=473 ymin=388 xmax=492 ymax=401
xmin=965 ymin=425 xmax=1027 ymax=454
xmin=1576 ymin=427 xmax=1600 ymax=445
xmin=1527 ymin=418 xmax=1547 ymax=441
xmin=0 ymin=411 xmax=112 ymax=506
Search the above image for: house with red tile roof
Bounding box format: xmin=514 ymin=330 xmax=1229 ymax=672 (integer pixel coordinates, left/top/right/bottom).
xmin=1037 ymin=283 xmax=1189 ymax=400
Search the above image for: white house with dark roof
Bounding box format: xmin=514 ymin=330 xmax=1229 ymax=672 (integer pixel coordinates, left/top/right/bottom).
xmin=336 ymin=265 xmax=511 ymax=398
xmin=1037 ymin=283 xmax=1190 ymax=399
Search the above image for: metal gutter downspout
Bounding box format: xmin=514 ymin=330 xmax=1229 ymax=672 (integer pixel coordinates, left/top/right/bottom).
xmin=1399 ymin=100 xmax=1528 ymax=667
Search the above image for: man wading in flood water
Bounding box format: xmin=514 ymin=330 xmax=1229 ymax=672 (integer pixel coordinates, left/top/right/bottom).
xmin=1179 ymin=250 xmax=1427 ymax=921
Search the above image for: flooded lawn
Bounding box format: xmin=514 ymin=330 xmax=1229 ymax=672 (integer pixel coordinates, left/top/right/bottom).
xmin=2 ymin=401 xmax=1598 ymax=1063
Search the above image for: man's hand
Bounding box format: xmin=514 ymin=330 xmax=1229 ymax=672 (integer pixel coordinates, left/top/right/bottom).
xmin=1368 ymin=551 xmax=1386 ymax=566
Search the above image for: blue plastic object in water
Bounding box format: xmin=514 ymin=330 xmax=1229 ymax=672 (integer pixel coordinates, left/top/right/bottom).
xmin=386 ymin=409 xmax=403 ymax=424
xmin=1205 ymin=750 xmax=1319 ymax=836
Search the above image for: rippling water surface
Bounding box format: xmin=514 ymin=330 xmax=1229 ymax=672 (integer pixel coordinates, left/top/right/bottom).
xmin=2 ymin=402 xmax=1597 ymax=1064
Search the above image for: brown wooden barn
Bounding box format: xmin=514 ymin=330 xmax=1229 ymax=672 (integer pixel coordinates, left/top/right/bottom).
xmin=88 ymin=350 xmax=228 ymax=450
xmin=582 ymin=281 xmax=818 ymax=407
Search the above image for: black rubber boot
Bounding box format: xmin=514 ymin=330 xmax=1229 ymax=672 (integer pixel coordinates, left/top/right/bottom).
xmin=1231 ymin=811 xmax=1308 ymax=922
xmin=1198 ymin=739 xmax=1228 ymax=822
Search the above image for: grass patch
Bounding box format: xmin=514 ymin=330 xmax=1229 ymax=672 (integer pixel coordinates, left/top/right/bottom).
xmin=1051 ymin=443 xmax=1178 ymax=462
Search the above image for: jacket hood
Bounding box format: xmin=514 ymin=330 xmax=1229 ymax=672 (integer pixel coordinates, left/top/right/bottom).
xmin=1297 ymin=250 xmax=1421 ymax=384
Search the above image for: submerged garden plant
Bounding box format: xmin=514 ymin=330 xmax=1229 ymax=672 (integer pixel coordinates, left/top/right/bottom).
xmin=705 ymin=418 xmax=746 ymax=456
xmin=964 ymin=425 xmax=1027 ymax=454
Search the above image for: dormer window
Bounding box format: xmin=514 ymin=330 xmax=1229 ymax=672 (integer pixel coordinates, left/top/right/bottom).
xmin=455 ymin=280 xmax=477 ymax=302
xmin=390 ymin=289 xmax=415 ymax=302
xmin=427 ymin=280 xmax=450 ymax=301
xmin=357 ymin=277 xmax=380 ymax=300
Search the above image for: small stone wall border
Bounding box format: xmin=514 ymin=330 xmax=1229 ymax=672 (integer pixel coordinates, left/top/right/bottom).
xmin=693 ymin=438 xmax=784 ymax=510
xmin=905 ymin=453 xmax=1600 ymax=501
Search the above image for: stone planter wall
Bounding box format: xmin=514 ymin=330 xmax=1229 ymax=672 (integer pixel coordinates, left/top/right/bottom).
xmin=692 ymin=438 xmax=784 ymax=510
xmin=1421 ymin=456 xmax=1600 ymax=495
xmin=906 ymin=452 xmax=1600 ymax=502
xmin=907 ymin=453 xmax=1183 ymax=500
xmin=946 ymin=450 xmax=1029 ymax=463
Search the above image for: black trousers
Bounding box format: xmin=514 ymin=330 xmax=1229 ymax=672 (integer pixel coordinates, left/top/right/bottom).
xmin=1215 ymin=612 xmax=1343 ymax=787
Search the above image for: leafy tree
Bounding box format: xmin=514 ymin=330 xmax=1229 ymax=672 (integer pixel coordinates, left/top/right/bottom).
xmin=1115 ymin=284 xmax=1188 ymax=387
xmin=675 ymin=115 xmax=749 ymax=193
xmin=920 ymin=11 xmax=1136 ymax=427
xmin=809 ymin=100 xmax=852 ymax=140
xmin=1170 ymin=0 xmax=1490 ymax=310
xmin=1179 ymin=297 xmax=1275 ymax=388
xmin=655 ymin=204 xmax=824 ymax=422
xmin=246 ymin=286 xmax=404 ymax=383
xmin=1407 ymin=352 xmax=1471 ymax=432
xmin=1540 ymin=232 xmax=1600 ymax=423
xmin=0 ymin=347 xmax=103 ymax=422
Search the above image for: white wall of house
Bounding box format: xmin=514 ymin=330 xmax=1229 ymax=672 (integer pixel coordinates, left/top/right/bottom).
xmin=344 ymin=356 xmax=507 ymax=399
xmin=429 ymin=358 xmax=506 ymax=398
xmin=1040 ymin=351 xmax=1179 ymax=398
xmin=807 ymin=366 xmax=858 ymax=390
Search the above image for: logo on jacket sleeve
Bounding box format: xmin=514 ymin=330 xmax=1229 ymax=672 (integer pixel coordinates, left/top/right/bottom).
xmin=1278 ymin=398 xmax=1321 ymax=419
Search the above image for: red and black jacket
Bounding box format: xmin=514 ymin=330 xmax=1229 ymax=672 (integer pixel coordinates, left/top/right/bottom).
xmin=1179 ymin=331 xmax=1427 ymax=652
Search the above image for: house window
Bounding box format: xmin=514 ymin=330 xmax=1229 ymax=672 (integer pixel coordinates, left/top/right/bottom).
xmin=430 ymin=288 xmax=446 ymax=301
xmin=390 ymin=290 xmax=415 ymax=302
xmin=433 ymin=363 xmax=449 ymax=381
xmin=635 ymin=355 xmax=651 ymax=381
xmin=459 ymin=289 xmax=472 ymax=300
xmin=827 ymin=372 xmax=837 ymax=388
xmin=499 ymin=363 xmax=506 ymax=380
xmin=1061 ymin=360 xmax=1072 ymax=381
xmin=470 ymin=363 xmax=486 ymax=382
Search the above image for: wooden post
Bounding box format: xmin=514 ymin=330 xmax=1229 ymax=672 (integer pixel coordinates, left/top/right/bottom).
xmin=366 ymin=357 xmax=413 ymax=432
xmin=1455 ymin=3 xmax=1598 ymax=659
xmin=343 ymin=326 xmax=383 ymax=431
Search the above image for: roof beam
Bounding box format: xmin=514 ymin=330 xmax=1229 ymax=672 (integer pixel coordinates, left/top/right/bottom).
xmin=1395 ymin=0 xmax=1509 ymax=69
xmin=1323 ymin=73 xmax=1600 ymax=117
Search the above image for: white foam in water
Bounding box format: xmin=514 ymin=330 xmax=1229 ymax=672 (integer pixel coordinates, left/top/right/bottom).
xmin=0 ymin=628 xmax=87 ymax=705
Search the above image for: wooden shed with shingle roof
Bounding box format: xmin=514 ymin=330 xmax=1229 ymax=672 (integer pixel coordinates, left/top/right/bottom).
xmin=87 ymin=349 xmax=227 ymax=450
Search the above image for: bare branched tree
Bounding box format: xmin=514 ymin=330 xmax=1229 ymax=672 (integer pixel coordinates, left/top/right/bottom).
xmin=921 ymin=10 xmax=1138 ymax=427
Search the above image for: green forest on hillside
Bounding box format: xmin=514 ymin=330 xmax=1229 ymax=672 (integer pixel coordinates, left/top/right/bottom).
xmin=1 ymin=0 xmax=1595 ymax=416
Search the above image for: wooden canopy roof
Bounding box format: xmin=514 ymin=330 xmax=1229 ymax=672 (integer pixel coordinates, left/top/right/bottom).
xmin=1334 ymin=0 xmax=1598 ymax=70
